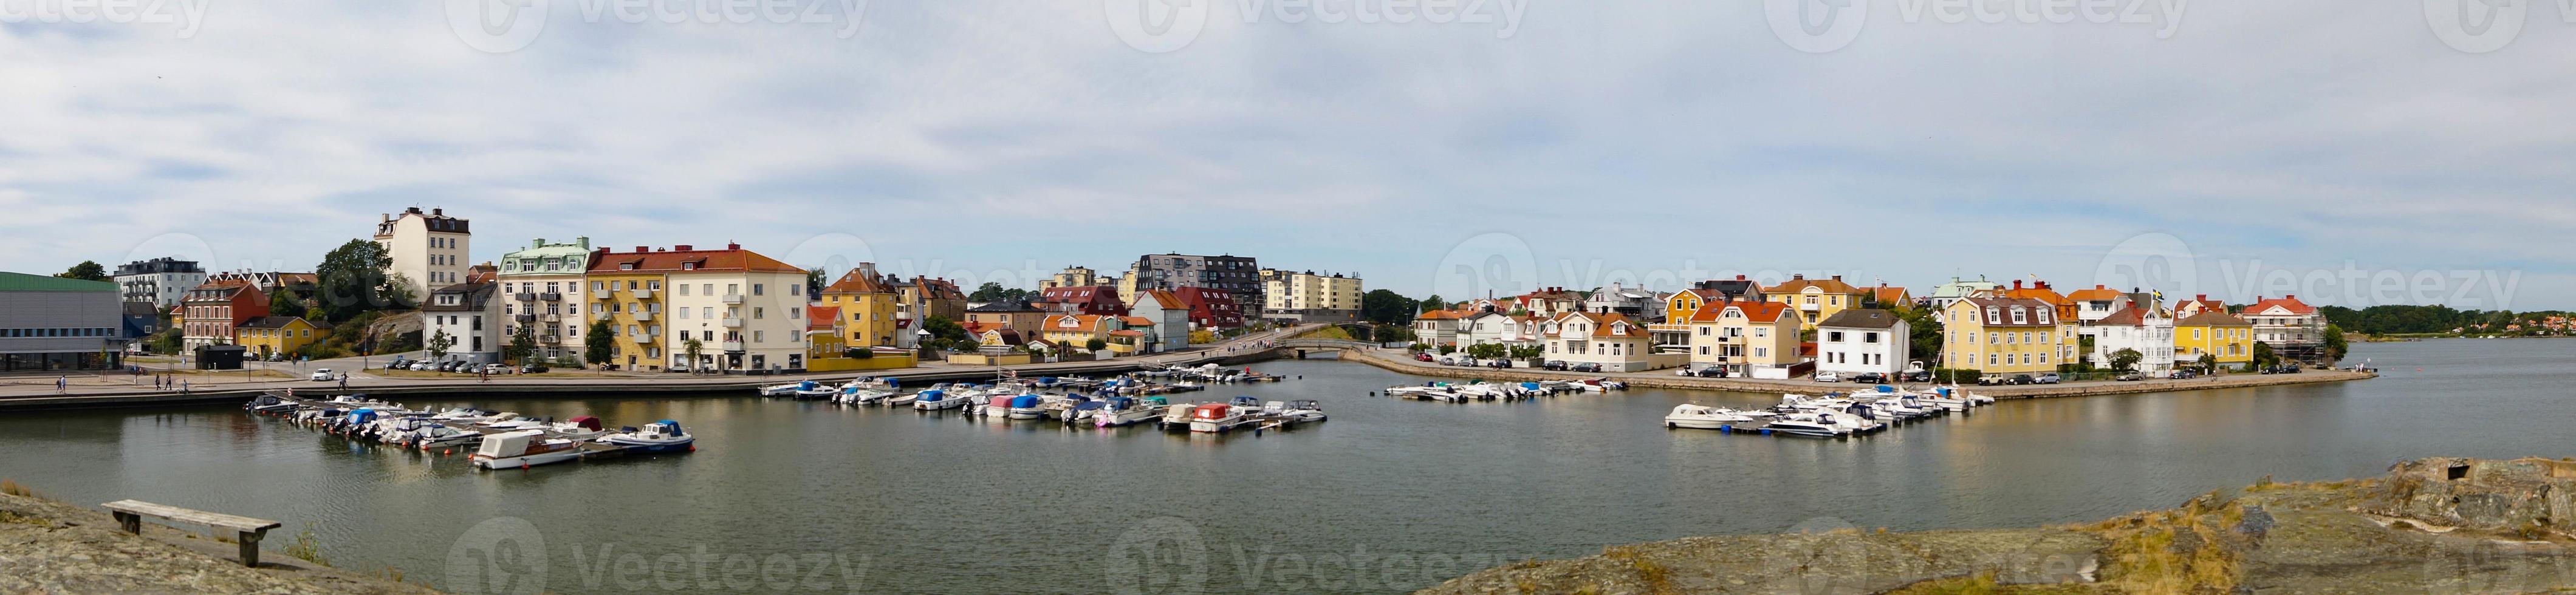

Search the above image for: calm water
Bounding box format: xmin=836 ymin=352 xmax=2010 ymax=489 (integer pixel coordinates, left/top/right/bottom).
xmin=0 ymin=339 xmax=2563 ymax=593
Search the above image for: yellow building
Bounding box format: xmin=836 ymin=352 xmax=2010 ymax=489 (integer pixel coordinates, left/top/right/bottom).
xmin=1764 ymin=274 xmax=1869 ymax=330
xmin=2174 ymin=311 xmax=2255 ymax=369
xmin=819 ymin=264 xmax=901 ymax=348
xmin=1040 ymin=314 xmax=1117 ymax=353
xmin=234 ymin=317 xmax=328 ymax=359
xmin=1941 ymin=297 xmax=2072 ymax=375
xmin=583 ymin=270 xmax=666 ymax=370
xmin=1684 ymin=301 xmax=1803 ymax=375
xmin=806 ymin=305 xmax=846 ymax=360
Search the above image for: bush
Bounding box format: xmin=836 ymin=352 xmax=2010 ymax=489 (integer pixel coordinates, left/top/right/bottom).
xmin=841 ymin=348 xmax=872 ymax=359
xmin=1436 ymin=344 xmax=1456 ymax=355
xmin=1933 ymin=368 xmax=1982 ymax=384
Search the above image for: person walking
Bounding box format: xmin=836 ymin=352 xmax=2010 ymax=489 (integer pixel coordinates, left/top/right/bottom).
xmin=338 ymin=375 xmax=348 ymax=391
xmin=58 ymin=376 xmax=68 ymax=393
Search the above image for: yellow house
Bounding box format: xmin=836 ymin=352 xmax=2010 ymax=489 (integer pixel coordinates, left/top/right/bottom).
xmin=806 ymin=305 xmax=846 ymax=360
xmin=1685 ymin=301 xmax=1803 ymax=375
xmin=2174 ymin=311 xmax=2255 ymax=369
xmin=1764 ymin=274 xmax=1869 ymax=330
xmin=1941 ymin=297 xmax=2071 ymax=375
xmin=583 ymin=270 xmax=666 ymax=369
xmin=234 ymin=317 xmax=328 ymax=359
xmin=819 ymin=264 xmax=902 ymax=348
xmin=1040 ymin=314 xmax=1117 ymax=353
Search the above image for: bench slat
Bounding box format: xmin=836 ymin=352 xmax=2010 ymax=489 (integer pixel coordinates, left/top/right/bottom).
xmin=102 ymin=500 xmax=283 ymax=532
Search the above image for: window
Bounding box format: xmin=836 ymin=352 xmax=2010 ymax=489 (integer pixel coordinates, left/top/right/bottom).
xmin=1863 ymin=332 xmax=1879 ymax=343
xmin=1826 ymin=332 xmax=1845 ymax=342
xmin=753 ymin=330 xmax=765 ymax=343
xmin=678 ymin=284 xmax=690 ymax=296
xmin=789 ymin=285 xmax=801 ymax=296
xmin=753 ymin=308 xmax=765 ymax=319
xmin=752 ymin=284 xmax=764 ymax=296
xmin=680 ymin=309 xmax=691 ymax=319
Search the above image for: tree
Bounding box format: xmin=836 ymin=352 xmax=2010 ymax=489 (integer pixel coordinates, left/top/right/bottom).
xmin=1891 ymin=304 xmax=1944 ymax=365
xmin=1465 ymin=343 xmax=1506 ymax=359
xmin=968 ymin=282 xmax=1038 ymax=303
xmin=923 ymin=315 xmax=967 ymax=344
xmin=806 ymin=268 xmax=826 ymax=299
xmin=55 ymin=260 xmax=108 ymax=281
xmin=2252 ymin=341 xmax=2280 ymax=370
xmin=314 ymin=239 xmax=407 ymax=321
xmin=505 ymin=324 xmax=536 ymax=365
xmin=2197 ymin=353 xmax=2219 ymax=374
xmin=2322 ymin=324 xmax=2349 ymax=362
xmin=1509 ymin=345 xmax=1544 ymax=359
xmin=1372 ymin=324 xmax=1414 ymax=344
xmin=1084 ymin=338 xmax=1108 ymax=352
xmin=682 ymin=337 xmax=704 ymax=373
xmin=426 ymin=328 xmax=455 ymax=361
xmin=1358 ymin=290 xmax=1417 ymax=325
xmin=584 ymin=319 xmax=615 ymax=367
xmin=2109 ymin=348 xmax=2143 ymax=373
xmin=269 ymin=290 xmax=309 ymax=320
xmin=1420 ymin=294 xmax=1446 ymax=313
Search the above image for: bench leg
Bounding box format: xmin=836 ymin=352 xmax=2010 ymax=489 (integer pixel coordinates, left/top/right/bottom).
xmin=238 ymin=530 xmax=264 ymax=567
xmin=114 ymin=512 xmax=140 ymax=535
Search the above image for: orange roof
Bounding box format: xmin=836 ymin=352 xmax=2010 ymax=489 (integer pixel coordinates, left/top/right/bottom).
xmin=1417 ymin=309 xmax=1470 ymax=320
xmin=586 ymin=245 xmax=802 ymax=274
xmin=1544 ymin=311 xmax=1648 ymax=338
xmin=1137 ymin=289 xmax=1184 ymax=310
xmin=822 ymin=268 xmax=894 ymax=294
xmin=2244 ymin=295 xmax=2317 ymax=316
xmin=2064 ymin=284 xmax=2123 ymax=301
xmin=1044 ymin=314 xmax=1109 ymax=330
xmin=1765 ymin=276 xmax=1864 ymax=294
xmin=1688 ymin=300 xmax=1795 ymax=324
xmin=807 ymin=305 xmax=840 ymax=331
xmin=1869 ymin=285 xmax=1910 ymax=304
xmin=1118 ymin=316 xmax=1156 ymax=327
xmin=1108 ymin=330 xmax=1146 ymax=337
xmin=2001 ymin=286 xmax=2072 ymax=305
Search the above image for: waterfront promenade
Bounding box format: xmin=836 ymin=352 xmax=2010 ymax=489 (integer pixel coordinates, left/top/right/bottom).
xmin=1331 ymin=346 xmax=2377 ymax=399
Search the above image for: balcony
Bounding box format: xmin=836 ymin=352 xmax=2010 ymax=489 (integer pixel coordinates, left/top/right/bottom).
xmin=542 ymin=314 xmax=560 ymax=323
xmin=721 ymin=317 xmax=744 ymax=328
xmin=721 ymin=340 xmax=744 ymax=352
xmin=594 ymin=312 xmax=612 ymax=321
xmin=539 ymin=292 xmax=562 ymax=301
xmin=515 ymin=293 xmax=538 ymax=302
xmin=514 ymin=314 xmax=536 ymax=323
xmin=538 ymin=334 xmax=560 ymax=344
xmin=721 ymin=294 xmax=745 ymax=305
xmin=593 ymin=292 xmax=612 ymax=300
xmin=632 ymin=311 xmax=654 ymax=322
xmin=632 ymin=289 xmax=655 ymax=300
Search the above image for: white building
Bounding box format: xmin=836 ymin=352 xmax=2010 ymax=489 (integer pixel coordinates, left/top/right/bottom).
xmin=423 ymin=281 xmax=502 ymax=365
xmin=1815 ymin=308 xmax=1910 ymax=376
xmin=654 ymin=245 xmax=809 ymax=373
xmin=2090 ymin=304 xmax=2176 ymax=376
xmin=1541 ymin=311 xmax=1660 ymax=372
xmin=1413 ymin=309 xmax=1468 ymax=347
xmin=495 ymin=238 xmax=596 ymax=364
xmin=113 ymin=257 xmax=207 ymax=309
xmin=1457 ymin=310 xmax=1542 ymax=348
xmin=1127 ymin=289 xmax=1193 ymax=353
xmin=1581 ymin=283 xmax=1660 ymax=321
xmin=374 ymin=206 xmax=472 ymax=304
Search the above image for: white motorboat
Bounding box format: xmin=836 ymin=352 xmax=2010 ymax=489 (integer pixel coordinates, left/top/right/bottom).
xmin=885 ymin=392 xmax=920 ymax=406
xmin=834 ymin=387 xmax=894 ymax=406
xmin=912 ymin=389 xmax=967 ymax=410
xmin=792 ymin=381 xmax=839 ymax=400
xmin=1764 ymin=413 xmax=1851 ymax=437
xmin=1276 ymin=399 xmax=1326 ymax=424
xmin=1004 ymin=395 xmax=1046 ymax=420
xmin=1158 ymin=403 xmax=1198 ymax=429
xmin=599 ymin=420 xmax=694 ymax=454
xmin=1092 ymin=397 xmax=1166 ymax=427
xmin=408 ymin=424 xmax=486 ymax=450
xmin=470 ymin=430 xmax=584 ymax=469
xmin=1663 ymin=404 xmax=1757 ymax=429
xmin=1187 ymin=403 xmax=1251 ymax=433
xmin=757 ymin=382 xmax=804 ymax=396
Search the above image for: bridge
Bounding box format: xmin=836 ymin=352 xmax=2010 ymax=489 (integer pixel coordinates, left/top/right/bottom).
xmin=1276 ymin=339 xmax=1380 ymax=359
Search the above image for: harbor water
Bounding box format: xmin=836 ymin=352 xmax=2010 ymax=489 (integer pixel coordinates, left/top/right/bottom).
xmin=0 ymin=338 xmax=2560 ymax=594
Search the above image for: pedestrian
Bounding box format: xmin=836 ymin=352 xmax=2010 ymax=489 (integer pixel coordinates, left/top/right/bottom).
xmin=57 ymin=376 xmax=67 ymax=393
xmin=181 ymin=379 xmax=189 ymax=394
xmin=339 ymin=376 xmax=348 ymax=391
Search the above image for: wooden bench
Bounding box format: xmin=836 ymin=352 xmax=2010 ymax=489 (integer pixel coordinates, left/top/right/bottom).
xmin=101 ymin=500 xmax=284 ymax=567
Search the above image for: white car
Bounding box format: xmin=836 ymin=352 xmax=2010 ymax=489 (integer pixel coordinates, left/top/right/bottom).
xmin=309 ymin=369 xmax=335 ymax=381
xmin=1814 ymin=370 xmax=1841 ymax=383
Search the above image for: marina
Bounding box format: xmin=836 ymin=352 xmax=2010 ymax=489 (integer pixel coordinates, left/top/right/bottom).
xmin=240 ymin=390 xmax=696 ymax=469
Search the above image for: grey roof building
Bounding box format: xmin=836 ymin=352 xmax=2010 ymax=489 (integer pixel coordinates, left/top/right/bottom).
xmin=1 ymin=272 xmax=128 ymax=371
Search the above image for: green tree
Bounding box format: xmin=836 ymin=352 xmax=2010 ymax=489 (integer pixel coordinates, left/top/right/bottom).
xmin=313 ymin=239 xmax=408 ymax=321
xmin=2252 ymin=341 xmax=2280 ymax=370
xmin=426 ymin=328 xmax=455 ymax=361
xmin=1891 ymin=304 xmax=1944 ymax=365
xmin=2109 ymin=348 xmax=2143 ymax=373
xmin=806 ymin=268 xmax=826 ymax=299
xmin=682 ymin=337 xmax=704 ymax=374
xmin=2322 ymin=324 xmax=2349 ymax=361
xmin=1464 ymin=343 xmax=1506 ymax=359
xmin=1420 ymin=295 xmax=1445 ymax=313
xmin=923 ymin=315 xmax=967 ymax=344
xmin=1509 ymin=345 xmax=1544 ymax=359
xmin=2197 ymin=353 xmax=2219 ymax=374
xmin=968 ymin=282 xmax=1037 ymax=303
xmin=148 ymin=327 xmax=183 ymax=355
xmin=504 ymin=324 xmax=536 ymax=365
xmin=55 ymin=260 xmax=108 ymax=281
xmin=1359 ymin=290 xmax=1418 ymax=325
xmin=1084 ymin=338 xmax=1108 ymax=352
xmin=584 ymin=319 xmax=614 ymax=367
xmin=269 ymin=290 xmax=309 ymax=320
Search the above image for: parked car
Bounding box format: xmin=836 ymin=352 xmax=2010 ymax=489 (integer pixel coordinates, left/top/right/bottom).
xmin=1414 ymin=353 xmax=1435 ymax=362
xmin=1814 ymin=370 xmax=1840 ymax=383
xmin=1696 ymin=367 xmax=1729 ymax=378
xmin=1976 ymin=375 xmax=1999 ymax=386
xmin=414 ymin=361 xmax=436 ymax=371
xmin=1543 ymin=361 xmax=1569 ymax=371
xmin=309 ymin=369 xmax=334 ymax=381
xmin=1900 ymin=370 xmax=1933 ymax=383
xmin=2173 ymin=369 xmax=2199 ymax=379
xmin=1485 ymin=359 xmax=1512 ymax=369
xmin=1437 ymin=356 xmax=1456 ymax=366
xmin=481 ymin=364 xmax=513 ymax=375
xmin=518 ymin=364 xmax=550 ymax=374
xmin=1571 ymin=362 xmax=1602 ymax=373
xmin=439 ymin=361 xmax=464 ymax=373
xmin=383 ymin=359 xmax=409 ymax=370
xmin=2010 ymin=374 xmax=2036 ymax=386
xmin=2115 ymin=372 xmax=2145 ymax=382
xmin=1849 ymin=372 xmax=1886 ymax=384
xmin=2035 ymin=372 xmax=2061 ymax=385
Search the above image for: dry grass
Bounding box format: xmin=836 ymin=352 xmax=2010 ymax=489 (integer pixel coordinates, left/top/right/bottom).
xmin=0 ymin=510 xmax=45 ymax=526
xmin=0 ymin=478 xmax=36 ymax=498
xmin=2083 ymin=491 xmax=2245 ymax=594
xmin=283 ymin=524 xmax=328 ymax=565
xmin=1600 ymin=545 xmax=1676 ymax=595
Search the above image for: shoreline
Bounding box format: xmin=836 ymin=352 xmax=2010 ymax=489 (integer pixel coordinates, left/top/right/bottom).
xmin=1330 ymin=347 xmax=2377 ymax=399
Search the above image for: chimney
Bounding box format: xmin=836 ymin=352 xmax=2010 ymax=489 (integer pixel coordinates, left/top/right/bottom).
xmin=2013 ymin=280 xmax=2024 ymax=290
xmin=1793 ymin=274 xmax=1806 ymax=280
xmin=2196 ymin=294 xmax=2207 ymax=302
xmin=431 ymin=208 xmax=443 ymax=216
xmin=674 ymin=245 xmax=693 ymax=251
xmin=576 ymin=237 xmax=590 ymax=249
xmin=1831 ymin=275 xmax=1842 ymax=282
xmin=727 ymin=243 xmax=741 ymax=250
xmin=634 ymin=246 xmax=649 ymax=253
xmin=1736 ymin=274 xmax=1747 ymax=280
xmin=533 ymin=238 xmax=545 ymax=248
xmin=2285 ymin=294 xmax=2297 ymax=301
xmin=2096 ymin=284 xmax=2107 ymax=290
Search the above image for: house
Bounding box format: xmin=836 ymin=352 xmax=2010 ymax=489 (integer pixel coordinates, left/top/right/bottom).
xmin=114 ymin=257 xmax=207 ymax=308
xmin=819 ymin=264 xmax=903 ymax=348
xmin=1172 ymin=287 xmax=1245 ymax=329
xmin=1685 ymin=300 xmax=1803 ymax=377
xmin=962 ymin=300 xmax=1048 ymax=338
xmin=2000 ymin=280 xmax=2080 ymax=322
xmin=1412 ymin=309 xmax=1470 ymax=347
xmin=2172 ymin=294 xmax=2228 ymax=319
xmin=423 ymin=280 xmax=502 ymax=364
xmin=1041 ymin=266 xmax=1099 ymax=290
xmin=2066 ymin=284 xmax=2129 ymax=324
xmin=2091 ymin=304 xmax=2176 ymax=376
xmin=586 ymin=243 xmax=809 ymax=373
xmin=496 ymin=237 xmax=597 ymax=364
xmin=1039 ymin=314 xmax=1120 ymax=353
xmin=1131 ymin=253 xmax=1264 ymax=315
xmin=1541 ymin=311 xmax=1660 ymax=372
xmin=232 ymin=316 xmax=327 ymax=359
xmin=0 ymin=272 xmax=129 ymax=370
xmin=1762 ymin=274 xmax=1869 ymax=330
xmin=1815 ymin=308 xmax=1910 ymax=376
xmin=1941 ymin=297 xmax=2071 ymax=376
xmin=2241 ymin=295 xmax=2326 ymax=359
xmin=1510 ymin=287 xmax=1584 ymax=318
xmin=1864 ymin=284 xmax=1913 ymax=310
xmin=1581 ymin=283 xmax=1659 ymax=321
xmin=2174 ymin=311 xmax=2255 ymax=370
xmin=1927 ymin=276 xmax=2005 ymax=321
xmin=1128 ymin=290 xmax=1192 ymax=352
xmin=1650 ymin=277 xmax=1765 ymax=350
xmin=179 ymin=279 xmax=267 ymax=350
xmin=894 ymin=276 xmax=968 ymax=329
xmin=1458 ymin=310 xmax=1541 ymax=348
xmin=372 ymin=206 xmax=472 ymax=301
xmin=1038 ymin=285 xmax=1129 ymax=316
xmin=807 ymin=305 xmax=845 ymax=358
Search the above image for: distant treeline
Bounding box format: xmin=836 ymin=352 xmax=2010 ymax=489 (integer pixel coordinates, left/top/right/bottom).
xmin=2320 ymin=305 xmax=2572 ymax=335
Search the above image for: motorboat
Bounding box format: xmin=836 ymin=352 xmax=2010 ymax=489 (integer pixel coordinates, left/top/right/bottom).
xmin=408 ymin=424 xmax=487 ymax=450
xmin=600 ymin=420 xmax=694 ymax=454
xmin=544 ymin=416 xmax=612 ymax=440
xmin=757 ymin=382 xmax=804 ymax=397
xmin=1004 ymin=395 xmax=1045 ymax=420
xmin=1187 ymin=403 xmax=1250 ymax=433
xmin=1092 ymin=397 xmax=1165 ymax=427
xmin=1663 ymin=404 xmax=1758 ymax=429
xmin=470 ymin=430 xmax=584 ymax=469
xmin=912 ymin=389 xmax=966 ymax=410
xmin=1764 ymin=413 xmax=1851 ymax=438
xmin=792 ymin=381 xmax=839 ymax=400
xmin=834 ymin=386 xmax=894 ymax=406
xmin=885 ymin=391 xmax=920 ymax=407
xmin=1276 ymin=400 xmax=1326 ymax=424
xmin=1158 ymin=403 xmax=1199 ymax=429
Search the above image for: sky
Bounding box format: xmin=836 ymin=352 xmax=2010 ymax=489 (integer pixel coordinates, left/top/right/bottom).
xmin=2 ymin=1 xmax=2572 ymax=310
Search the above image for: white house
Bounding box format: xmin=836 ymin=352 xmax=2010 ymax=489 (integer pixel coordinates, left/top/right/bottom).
xmin=1815 ymin=308 xmax=1910 ymax=376
xmin=424 ymin=280 xmax=503 ymax=365
xmin=374 ymin=206 xmax=471 ymax=302
xmin=1458 ymin=311 xmax=1540 ymax=348
xmin=1413 ymin=309 xmax=1467 ymax=347
xmin=1127 ymin=289 xmax=1193 ymax=353
xmin=1542 ymin=311 xmax=1661 ymax=372
xmin=2091 ymin=304 xmax=2176 ymax=376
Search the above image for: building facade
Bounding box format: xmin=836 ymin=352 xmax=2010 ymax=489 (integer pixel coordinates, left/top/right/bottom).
xmin=0 ymin=273 xmax=126 ymax=371
xmin=1038 ymin=285 xmax=1129 ymax=316
xmin=114 ymin=257 xmax=207 ymax=308
xmin=1541 ymin=311 xmax=1658 ymax=372
xmin=962 ymin=300 xmax=1047 ymax=338
xmin=180 ymin=279 xmax=268 ymax=350
xmin=1128 ymin=290 xmax=1193 ymax=352
xmin=2241 ymin=295 xmax=2326 ymax=359
xmin=235 ymin=316 xmax=329 ymax=360
xmin=1041 ymin=266 xmax=1098 ymax=290
xmin=425 ymin=281 xmax=502 ymax=364
xmin=587 ymin=243 xmax=809 ymax=373
xmin=374 ymin=206 xmax=472 ymax=302
xmin=1816 ymin=308 xmax=1910 ymax=376
xmin=1685 ymin=300 xmax=1801 ymax=376
xmin=2174 ymin=311 xmax=2255 ymax=369
xmin=2090 ymin=305 xmax=2176 ymax=376
xmin=1764 ymin=274 xmax=1869 ymax=330
xmin=818 ymin=264 xmax=902 ymax=348
xmin=1940 ymin=297 xmax=2071 ymax=376
xmin=1171 ymin=287 xmax=1245 ymax=329
xmin=1131 ymin=253 xmax=1262 ymax=315
xmin=1258 ymin=269 xmax=1362 ymax=322
xmin=496 ymin=237 xmax=596 ymax=363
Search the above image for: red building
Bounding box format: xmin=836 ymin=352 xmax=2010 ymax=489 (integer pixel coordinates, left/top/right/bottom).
xmin=1173 ymin=287 xmax=1244 ymax=328
xmin=1038 ymin=285 xmax=1128 ymax=316
xmin=180 ymin=279 xmax=269 ymax=350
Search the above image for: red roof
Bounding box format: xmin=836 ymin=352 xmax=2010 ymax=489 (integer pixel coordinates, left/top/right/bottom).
xmin=2244 ymin=295 xmax=2317 ymax=316
xmin=1688 ymin=300 xmax=1795 ymax=324
xmin=584 ymin=245 xmax=801 ymax=274
xmin=822 ymin=268 xmax=894 ymax=294
xmin=2065 ymin=284 xmax=2123 ymax=301
xmin=807 ymin=306 xmax=840 ymax=331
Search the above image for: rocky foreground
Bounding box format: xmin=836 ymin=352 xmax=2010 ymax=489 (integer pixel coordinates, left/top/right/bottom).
xmin=0 ymin=490 xmax=435 ymax=594
xmin=1425 ymin=457 xmax=2576 ymax=594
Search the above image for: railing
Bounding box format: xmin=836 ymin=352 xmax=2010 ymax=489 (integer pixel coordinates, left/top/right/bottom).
xmin=542 ymin=314 xmax=560 ymax=323
xmin=594 ymin=312 xmax=612 ymax=321
xmin=539 ymin=292 xmax=562 ymax=301
xmin=514 ymin=314 xmax=536 ymax=323
xmin=722 ymin=317 xmax=744 ymax=327
xmin=721 ymin=340 xmax=745 ymax=352
xmin=632 ymin=289 xmax=655 ymax=300
xmin=515 ymin=293 xmax=538 ymax=302
xmin=632 ymin=311 xmax=654 ymax=322
xmin=721 ymin=294 xmax=745 ymax=304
